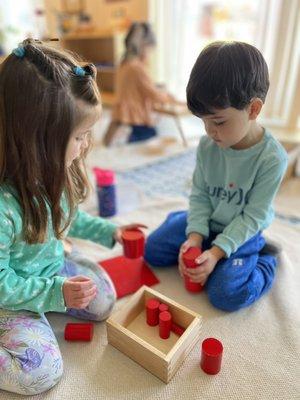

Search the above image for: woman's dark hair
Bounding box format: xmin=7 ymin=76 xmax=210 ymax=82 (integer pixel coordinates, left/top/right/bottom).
xmin=0 ymin=38 xmax=100 ymax=243
xmin=186 ymin=41 xmax=269 ymax=116
xmin=122 ymin=22 xmax=156 ymax=62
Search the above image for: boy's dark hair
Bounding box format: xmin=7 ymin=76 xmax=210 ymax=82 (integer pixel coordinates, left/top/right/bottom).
xmin=186 ymin=41 xmax=269 ymax=116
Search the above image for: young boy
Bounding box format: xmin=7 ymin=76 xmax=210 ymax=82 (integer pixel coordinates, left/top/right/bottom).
xmin=144 ymin=41 xmax=288 ymax=312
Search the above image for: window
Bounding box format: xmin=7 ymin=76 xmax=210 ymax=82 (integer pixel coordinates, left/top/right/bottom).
xmin=150 ymin=0 xmax=300 ymax=132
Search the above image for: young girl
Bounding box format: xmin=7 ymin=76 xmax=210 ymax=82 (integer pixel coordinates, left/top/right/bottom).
xmin=0 ymin=39 xmax=144 ymax=396
xmin=103 ymin=22 xmax=174 ymax=146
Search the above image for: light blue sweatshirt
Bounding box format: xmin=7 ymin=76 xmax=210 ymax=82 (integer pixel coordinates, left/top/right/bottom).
xmin=186 ymin=131 xmax=288 ymax=257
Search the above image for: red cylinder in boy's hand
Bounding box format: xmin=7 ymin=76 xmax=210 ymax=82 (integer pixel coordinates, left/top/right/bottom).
xmin=200 ymin=337 xmax=223 ymax=375
xmin=182 ymin=247 xmax=204 ymax=293
xmin=146 ymin=298 xmax=160 ymax=326
xmin=122 ymin=228 xmax=145 ymax=259
xmin=159 ymin=311 xmax=172 ymax=339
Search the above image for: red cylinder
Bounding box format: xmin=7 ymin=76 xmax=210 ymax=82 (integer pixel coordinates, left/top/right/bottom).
xmin=159 ymin=303 xmax=169 ymax=313
xmin=122 ymin=229 xmax=145 ymax=259
xmin=159 ymin=311 xmax=172 ymax=339
xmin=64 ymin=323 xmax=94 ymax=342
xmin=200 ymin=337 xmax=223 ymax=375
xmin=171 ymin=322 xmax=185 ymax=336
xmin=146 ymin=298 xmax=160 ymax=326
xmin=182 ymin=247 xmax=204 ymax=293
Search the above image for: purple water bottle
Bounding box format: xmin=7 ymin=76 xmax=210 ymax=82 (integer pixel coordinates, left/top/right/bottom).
xmin=93 ymin=168 xmax=117 ymax=217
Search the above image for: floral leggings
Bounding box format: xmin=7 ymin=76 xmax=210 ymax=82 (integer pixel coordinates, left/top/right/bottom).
xmin=0 ymin=249 xmax=116 ymax=396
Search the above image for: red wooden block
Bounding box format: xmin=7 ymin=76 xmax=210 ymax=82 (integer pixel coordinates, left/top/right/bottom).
xmin=159 ymin=311 xmax=172 ymax=339
xmin=122 ymin=229 xmax=145 ymax=259
xmin=171 ymin=322 xmax=185 ymax=336
xmin=64 ymin=323 xmax=94 ymax=342
xmin=146 ymin=298 xmax=160 ymax=326
xmin=182 ymin=247 xmax=204 ymax=293
xmin=200 ymin=337 xmax=223 ymax=375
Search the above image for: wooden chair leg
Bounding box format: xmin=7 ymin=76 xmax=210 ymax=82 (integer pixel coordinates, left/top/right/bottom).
xmin=102 ymin=121 xmax=122 ymax=147
xmin=174 ymin=116 xmax=188 ymax=147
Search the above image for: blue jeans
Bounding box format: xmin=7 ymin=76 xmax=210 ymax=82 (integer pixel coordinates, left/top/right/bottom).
xmin=145 ymin=211 xmax=277 ymax=312
xmin=0 ymin=249 xmax=116 ymax=395
xmin=128 ymin=125 xmax=157 ymax=143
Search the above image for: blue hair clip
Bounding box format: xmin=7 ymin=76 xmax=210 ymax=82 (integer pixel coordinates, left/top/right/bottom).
xmin=12 ymin=46 xmax=25 ymax=58
xmin=73 ymin=66 xmax=86 ymax=76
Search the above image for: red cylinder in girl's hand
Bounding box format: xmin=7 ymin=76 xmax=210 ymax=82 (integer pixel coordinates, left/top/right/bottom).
xmin=122 ymin=228 xmax=145 ymax=259
xmin=182 ymin=247 xmax=204 ymax=293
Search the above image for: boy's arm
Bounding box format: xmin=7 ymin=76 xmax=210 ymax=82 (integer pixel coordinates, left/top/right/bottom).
xmin=0 ymin=213 xmax=66 ymax=313
xmin=186 ymin=144 xmax=213 ymax=240
xmin=212 ymin=156 xmax=288 ymax=258
xmin=67 ymin=208 xmax=117 ymax=249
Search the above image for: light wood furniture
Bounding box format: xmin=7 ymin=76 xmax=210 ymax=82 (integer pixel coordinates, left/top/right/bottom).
xmin=280 ymin=141 xmax=300 ymax=184
xmin=106 ymin=285 xmax=202 ymax=383
xmin=62 ymin=29 xmax=125 ymax=97
xmin=154 ymin=102 xmax=190 ymax=147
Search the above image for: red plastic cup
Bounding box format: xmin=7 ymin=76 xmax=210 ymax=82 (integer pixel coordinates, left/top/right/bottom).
xmin=159 ymin=311 xmax=172 ymax=339
xmin=200 ymin=338 xmax=223 ymax=375
xmin=159 ymin=303 xmax=169 ymax=313
xmin=171 ymin=322 xmax=185 ymax=336
xmin=64 ymin=323 xmax=94 ymax=342
xmin=182 ymin=247 xmax=204 ymax=293
xmin=146 ymin=298 xmax=160 ymax=326
xmin=122 ymin=229 xmax=145 ymax=259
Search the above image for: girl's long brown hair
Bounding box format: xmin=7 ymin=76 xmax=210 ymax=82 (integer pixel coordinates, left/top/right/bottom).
xmin=0 ymin=39 xmax=100 ymax=244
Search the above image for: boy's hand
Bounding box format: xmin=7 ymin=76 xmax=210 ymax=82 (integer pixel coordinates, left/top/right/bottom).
xmin=63 ymin=276 xmax=97 ymax=309
xmin=114 ymin=223 xmax=148 ymax=244
xmin=178 ymin=233 xmax=203 ymax=278
xmin=185 ymin=246 xmax=225 ymax=285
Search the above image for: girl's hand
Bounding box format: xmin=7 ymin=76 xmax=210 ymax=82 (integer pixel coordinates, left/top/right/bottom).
xmin=185 ymin=246 xmax=225 ymax=285
xmin=114 ymin=223 xmax=148 ymax=244
xmin=63 ymin=275 xmax=97 ymax=309
xmin=178 ymin=234 xmax=203 ymax=278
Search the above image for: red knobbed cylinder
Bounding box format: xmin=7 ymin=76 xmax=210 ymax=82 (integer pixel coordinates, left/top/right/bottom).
xmin=122 ymin=229 xmax=145 ymax=259
xmin=182 ymin=247 xmax=204 ymax=293
xmin=146 ymin=298 xmax=160 ymax=326
xmin=159 ymin=311 xmax=172 ymax=339
xmin=200 ymin=337 xmax=223 ymax=375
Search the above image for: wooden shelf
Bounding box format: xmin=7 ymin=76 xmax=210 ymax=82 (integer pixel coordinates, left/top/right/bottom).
xmin=62 ymin=28 xmax=122 ymax=40
xmin=96 ymin=66 xmax=116 ymax=73
xmin=101 ymin=91 xmax=116 ymax=107
xmin=62 ymin=30 xmax=125 ymax=94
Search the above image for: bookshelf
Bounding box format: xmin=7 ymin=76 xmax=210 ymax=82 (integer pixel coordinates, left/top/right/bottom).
xmin=62 ymin=29 xmax=124 ymax=105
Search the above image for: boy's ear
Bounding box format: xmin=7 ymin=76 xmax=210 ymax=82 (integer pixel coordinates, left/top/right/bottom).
xmin=248 ymin=98 xmax=263 ymax=120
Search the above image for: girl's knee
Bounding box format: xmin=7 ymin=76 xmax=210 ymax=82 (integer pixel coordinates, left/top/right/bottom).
xmin=1 ymin=357 xmax=64 ymax=395
xmin=96 ymin=292 xmax=116 ymax=321
xmin=88 ymin=280 xmax=116 ymax=321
